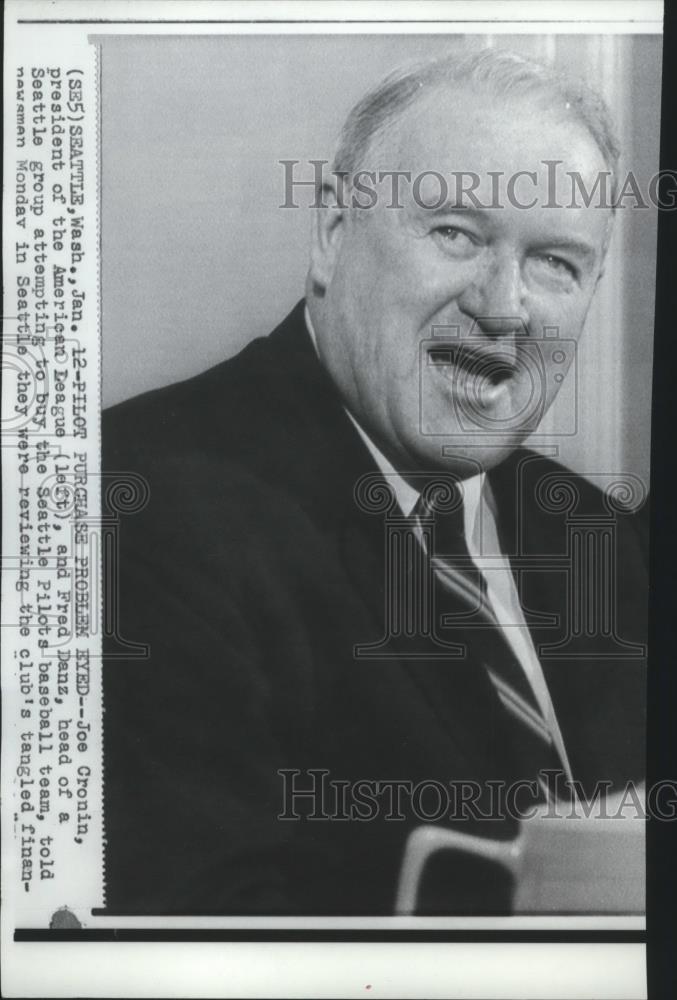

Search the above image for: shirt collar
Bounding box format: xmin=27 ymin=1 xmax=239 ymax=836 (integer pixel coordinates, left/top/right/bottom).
xmin=304 ymin=306 xmax=485 ymax=529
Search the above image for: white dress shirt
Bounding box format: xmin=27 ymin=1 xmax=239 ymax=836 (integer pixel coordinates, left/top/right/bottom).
xmin=304 ymin=307 xmax=573 ymax=781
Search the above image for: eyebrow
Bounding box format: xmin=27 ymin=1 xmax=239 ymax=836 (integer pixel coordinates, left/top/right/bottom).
xmin=534 ymin=238 xmax=597 ymax=262
xmin=425 ymin=201 xmax=487 ymax=217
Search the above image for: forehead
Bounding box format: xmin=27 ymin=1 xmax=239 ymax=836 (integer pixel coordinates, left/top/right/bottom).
xmin=383 ymin=85 xmax=608 ymax=185
xmin=372 ymin=86 xmax=613 ymax=248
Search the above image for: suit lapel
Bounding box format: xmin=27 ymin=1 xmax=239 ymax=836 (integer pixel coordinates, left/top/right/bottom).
xmin=488 ymin=449 xmax=573 ymax=683
xmin=487 ymin=451 xmax=644 ymax=789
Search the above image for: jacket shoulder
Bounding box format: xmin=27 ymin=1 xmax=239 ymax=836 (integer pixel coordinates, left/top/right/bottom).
xmin=502 ymin=448 xmax=646 ymax=510
xmin=103 ymin=334 xmax=272 ymax=469
xmin=498 ymin=448 xmax=649 ymax=568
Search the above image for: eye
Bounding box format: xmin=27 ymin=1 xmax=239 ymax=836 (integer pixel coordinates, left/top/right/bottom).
xmin=432 ymin=226 xmax=478 ymax=257
xmin=532 ymin=253 xmax=578 ymax=280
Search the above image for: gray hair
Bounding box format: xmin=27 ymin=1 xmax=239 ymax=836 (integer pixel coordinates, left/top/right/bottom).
xmin=333 ymin=47 xmax=621 ymax=202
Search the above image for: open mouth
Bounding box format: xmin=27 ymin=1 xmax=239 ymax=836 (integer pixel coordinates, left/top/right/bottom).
xmin=427 ymin=343 xmax=519 ymax=388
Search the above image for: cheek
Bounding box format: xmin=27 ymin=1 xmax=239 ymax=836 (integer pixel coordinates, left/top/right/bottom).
xmin=342 ymin=218 xmax=478 ymax=318
xmin=352 ymin=324 xmax=424 ymax=409
xmin=358 ymin=220 xmax=446 ymax=297
xmin=528 ymin=287 xmax=591 ymax=341
xmin=526 ymin=294 xmax=589 ymax=403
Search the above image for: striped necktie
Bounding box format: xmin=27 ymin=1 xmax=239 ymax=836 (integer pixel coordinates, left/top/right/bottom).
xmin=413 ymin=485 xmax=569 ymax=802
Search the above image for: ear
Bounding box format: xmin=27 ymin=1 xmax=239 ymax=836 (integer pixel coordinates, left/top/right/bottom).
xmin=309 ymin=174 xmax=347 ymax=291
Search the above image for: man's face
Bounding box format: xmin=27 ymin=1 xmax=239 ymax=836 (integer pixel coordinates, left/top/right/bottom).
xmin=309 ymin=87 xmax=612 ymax=477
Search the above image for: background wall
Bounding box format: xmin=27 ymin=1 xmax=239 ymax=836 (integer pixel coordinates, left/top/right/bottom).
xmin=100 ymin=33 xmax=661 ymax=484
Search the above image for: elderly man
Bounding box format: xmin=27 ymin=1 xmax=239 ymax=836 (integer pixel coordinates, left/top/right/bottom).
xmin=102 ymin=49 xmax=647 ymax=915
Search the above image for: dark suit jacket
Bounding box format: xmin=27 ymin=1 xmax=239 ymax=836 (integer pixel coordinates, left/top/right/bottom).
xmin=102 ymin=300 xmax=647 ymax=915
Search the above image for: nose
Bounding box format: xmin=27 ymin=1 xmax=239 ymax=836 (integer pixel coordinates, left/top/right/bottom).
xmin=457 ymin=252 xmax=528 ymax=336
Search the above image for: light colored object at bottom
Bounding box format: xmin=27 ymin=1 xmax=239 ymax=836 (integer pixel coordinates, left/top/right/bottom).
xmin=395 ymin=809 xmax=645 ymax=915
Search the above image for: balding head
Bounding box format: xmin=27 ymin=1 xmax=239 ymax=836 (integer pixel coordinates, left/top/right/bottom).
xmin=332 ymin=48 xmax=620 ymax=204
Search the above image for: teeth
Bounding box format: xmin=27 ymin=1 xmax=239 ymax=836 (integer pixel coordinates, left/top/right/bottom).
xmin=428 ymin=349 xmax=457 ymax=366
xmin=428 ymin=346 xmax=516 ymax=386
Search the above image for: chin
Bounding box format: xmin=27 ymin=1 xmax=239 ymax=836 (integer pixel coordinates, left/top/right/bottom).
xmin=409 ymin=438 xmax=524 ymax=477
